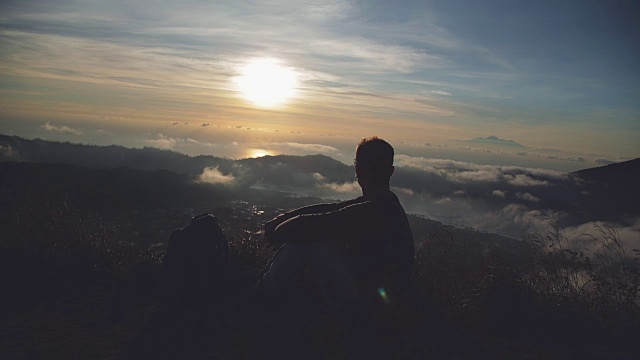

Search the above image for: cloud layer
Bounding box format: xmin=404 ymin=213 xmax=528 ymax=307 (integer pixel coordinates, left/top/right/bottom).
xmin=191 ymin=152 xmax=638 ymax=248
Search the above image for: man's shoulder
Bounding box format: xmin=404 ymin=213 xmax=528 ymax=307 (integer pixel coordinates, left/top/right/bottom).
xmin=344 ymin=196 xmax=365 ymax=206
xmin=332 ymin=198 xmax=375 ymax=215
xmin=300 ymin=194 xmax=403 ymax=221
xmin=333 ymin=196 xmax=403 ymax=221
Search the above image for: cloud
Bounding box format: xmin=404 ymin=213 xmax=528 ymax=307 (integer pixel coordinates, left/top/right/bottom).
xmin=395 ymin=154 xmax=565 ymax=178
xmin=595 ymin=159 xmax=616 ymax=165
xmin=431 ymin=90 xmax=452 ymax=96
xmin=40 ymin=121 xmax=83 ymax=135
xmin=308 ymin=37 xmax=444 ymax=74
xmin=492 ymin=190 xmax=506 ymax=198
xmin=516 ymin=192 xmax=541 ymax=203
xmin=450 ymin=169 xmax=501 ymax=183
xmin=320 ymin=181 xmax=360 ymax=196
xmin=265 ymin=142 xmax=344 ymax=158
xmin=145 ymin=133 xmax=176 ymax=149
xmin=561 ymin=219 xmax=640 ymax=253
xmin=394 ymin=187 xmax=415 ymax=196
xmin=0 ymin=144 xmax=23 ymax=161
xmin=197 ymin=166 xmax=235 ymax=185
xmin=506 ymin=174 xmax=550 ymax=187
xmin=303 ymin=1 xmax=356 ymax=21
xmin=280 ymin=142 xmax=340 ymax=154
xmin=381 ymin=154 xmax=639 ymax=239
xmin=393 ymin=154 xmax=566 ymax=195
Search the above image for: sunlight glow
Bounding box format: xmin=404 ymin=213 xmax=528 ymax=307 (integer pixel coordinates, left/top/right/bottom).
xmin=237 ymin=59 xmax=297 ymax=108
xmin=245 ymin=148 xmax=272 ymax=158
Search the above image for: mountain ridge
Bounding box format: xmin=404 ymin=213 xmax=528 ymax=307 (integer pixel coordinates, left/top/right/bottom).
xmin=464 ymin=135 xmax=525 ymax=147
xmin=2 ymin=133 xmax=638 ymax=229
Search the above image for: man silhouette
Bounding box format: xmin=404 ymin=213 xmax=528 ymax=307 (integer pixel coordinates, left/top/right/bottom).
xmin=262 ymin=136 xmax=414 ymax=307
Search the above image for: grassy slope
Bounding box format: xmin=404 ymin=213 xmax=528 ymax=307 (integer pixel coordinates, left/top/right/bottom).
xmin=1 ymin=161 xmax=639 ymax=359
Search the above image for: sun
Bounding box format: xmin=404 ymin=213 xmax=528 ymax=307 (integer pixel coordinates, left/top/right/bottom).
xmin=237 ymin=59 xmax=297 ymax=108
xmin=245 ymin=149 xmax=272 ymax=158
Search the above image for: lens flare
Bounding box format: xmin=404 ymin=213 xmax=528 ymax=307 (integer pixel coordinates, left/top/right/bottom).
xmin=378 ymin=287 xmax=390 ymax=303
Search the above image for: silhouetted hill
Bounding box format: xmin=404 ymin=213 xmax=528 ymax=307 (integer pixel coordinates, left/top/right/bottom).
xmin=569 ymin=158 xmax=640 ymax=220
xmin=239 ymin=154 xmax=353 ymax=183
xmin=0 ymin=162 xmax=232 ymax=214
xmin=0 ymin=134 xmax=232 ymax=176
xmin=0 ymin=161 xmax=325 ymax=251
xmin=0 ymin=135 xmax=355 ymax=183
xmin=573 ymin=158 xmax=640 ymax=185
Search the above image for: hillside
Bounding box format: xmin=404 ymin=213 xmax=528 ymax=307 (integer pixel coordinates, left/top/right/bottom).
xmin=569 ymin=158 xmax=640 ymax=219
xmin=3 ymin=133 xmax=639 ymax=231
xmin=0 ymin=134 xmax=353 ymax=181
xmin=1 ymin=139 xmax=639 ymax=358
xmin=240 ymin=154 xmax=353 ymax=183
xmin=0 ymin=133 xmax=233 ymax=176
xmin=0 ymin=160 xmax=516 ymax=255
xmin=573 ymin=158 xmax=640 ymax=186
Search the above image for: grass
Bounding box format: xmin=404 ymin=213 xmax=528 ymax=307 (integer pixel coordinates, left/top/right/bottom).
xmin=1 ymin=196 xmax=162 ymax=359
xmin=1 ymin=198 xmax=639 ymax=359
xmin=522 ymin=220 xmax=640 ymax=344
xmin=410 ymin=218 xmax=640 ymax=357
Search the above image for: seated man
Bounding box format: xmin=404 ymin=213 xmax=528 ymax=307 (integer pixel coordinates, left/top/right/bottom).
xmin=262 ymin=137 xmax=414 ymax=307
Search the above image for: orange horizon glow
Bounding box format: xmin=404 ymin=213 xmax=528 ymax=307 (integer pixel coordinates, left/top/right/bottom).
xmin=244 ymin=148 xmax=273 ymax=158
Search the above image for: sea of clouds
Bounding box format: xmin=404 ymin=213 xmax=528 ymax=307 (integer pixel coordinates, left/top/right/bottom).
xmin=194 ymin=153 xmax=640 ymax=250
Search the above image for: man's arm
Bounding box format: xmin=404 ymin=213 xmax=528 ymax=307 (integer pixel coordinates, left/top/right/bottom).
xmin=264 ymin=198 xmax=362 ymax=246
xmin=271 ymin=200 xmax=380 ymax=246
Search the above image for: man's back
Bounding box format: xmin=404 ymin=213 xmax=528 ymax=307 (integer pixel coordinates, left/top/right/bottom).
xmin=264 ymin=137 xmax=414 ymax=299
xmin=272 ymin=192 xmax=414 ymax=299
xmin=346 ymin=193 xmax=414 ymax=297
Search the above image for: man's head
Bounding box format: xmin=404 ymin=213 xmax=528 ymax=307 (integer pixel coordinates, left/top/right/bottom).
xmin=355 ymin=136 xmax=394 ymax=185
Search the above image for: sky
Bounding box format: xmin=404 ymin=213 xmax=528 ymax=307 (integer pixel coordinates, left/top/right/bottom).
xmin=0 ymin=0 xmax=639 ymax=171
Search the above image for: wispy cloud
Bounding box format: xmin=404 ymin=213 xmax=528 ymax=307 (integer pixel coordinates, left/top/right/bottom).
xmin=40 ymin=121 xmax=82 ymax=135
xmin=275 ymin=142 xmax=341 ymax=155
xmin=320 ymin=180 xmax=360 ymax=196
xmin=431 ymin=90 xmax=452 ymax=96
xmin=145 ymin=133 xmax=176 ymax=149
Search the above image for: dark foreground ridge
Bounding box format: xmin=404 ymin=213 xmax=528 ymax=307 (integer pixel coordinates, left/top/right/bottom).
xmin=1 ymin=137 xmax=639 ymax=359
xmin=2 ymin=201 xmax=638 ymax=359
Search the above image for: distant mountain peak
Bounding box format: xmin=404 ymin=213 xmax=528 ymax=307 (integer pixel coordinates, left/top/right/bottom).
xmin=465 ymin=135 xmax=525 ymax=147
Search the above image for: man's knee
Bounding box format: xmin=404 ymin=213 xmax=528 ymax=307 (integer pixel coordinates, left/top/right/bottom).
xmin=262 ymin=243 xmax=308 ymax=288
